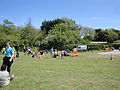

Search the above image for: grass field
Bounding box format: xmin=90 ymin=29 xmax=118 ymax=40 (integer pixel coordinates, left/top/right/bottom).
xmin=0 ymin=51 xmax=120 ymax=90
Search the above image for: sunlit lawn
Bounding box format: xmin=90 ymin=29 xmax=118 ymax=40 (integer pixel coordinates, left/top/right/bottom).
xmin=0 ymin=51 xmax=120 ymax=90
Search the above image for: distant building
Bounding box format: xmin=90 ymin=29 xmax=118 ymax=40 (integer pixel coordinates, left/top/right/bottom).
xmin=90 ymin=41 xmax=107 ymax=44
xmin=113 ymin=40 xmax=120 ymax=43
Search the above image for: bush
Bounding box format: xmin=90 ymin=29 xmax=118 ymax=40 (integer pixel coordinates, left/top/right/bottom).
xmin=65 ymin=44 xmax=79 ymax=50
xmin=87 ymin=43 xmax=111 ymax=50
xmin=112 ymin=43 xmax=120 ymax=49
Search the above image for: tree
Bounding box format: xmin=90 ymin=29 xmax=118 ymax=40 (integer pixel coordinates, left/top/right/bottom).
xmin=46 ymin=24 xmax=81 ymax=49
xmin=2 ymin=19 xmax=15 ymax=35
xmin=61 ymin=17 xmax=79 ymax=30
xmin=0 ymin=31 xmax=6 ymax=46
xmin=94 ymin=29 xmax=107 ymax=41
xmin=106 ymin=29 xmax=119 ymax=43
xmin=41 ymin=18 xmax=64 ymax=34
xmin=112 ymin=29 xmax=120 ymax=39
xmin=19 ymin=19 xmax=41 ymax=46
xmin=41 ymin=17 xmax=80 ymax=35
xmin=94 ymin=28 xmax=119 ymax=43
xmin=0 ymin=20 xmax=19 ymax=46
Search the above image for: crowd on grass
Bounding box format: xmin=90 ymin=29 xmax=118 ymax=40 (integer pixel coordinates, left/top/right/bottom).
xmin=22 ymin=46 xmax=78 ymax=59
xmin=0 ymin=43 xmax=79 ymax=87
xmin=0 ymin=43 xmax=79 ymax=62
xmin=0 ymin=42 xmax=120 ymax=87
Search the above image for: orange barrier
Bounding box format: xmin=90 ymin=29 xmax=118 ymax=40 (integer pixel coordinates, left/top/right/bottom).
xmin=105 ymin=48 xmax=110 ymax=52
xmin=72 ymin=49 xmax=78 ymax=56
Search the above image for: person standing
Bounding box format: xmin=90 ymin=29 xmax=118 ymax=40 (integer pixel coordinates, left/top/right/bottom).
xmin=50 ymin=47 xmax=54 ymax=57
xmin=54 ymin=49 xmax=59 ymax=58
xmin=23 ymin=46 xmax=26 ymax=55
xmin=16 ymin=45 xmax=20 ymax=57
xmin=61 ymin=50 xmax=65 ymax=59
xmin=1 ymin=42 xmax=14 ymax=74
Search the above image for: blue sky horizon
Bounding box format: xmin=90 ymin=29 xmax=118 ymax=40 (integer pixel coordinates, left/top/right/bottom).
xmin=0 ymin=0 xmax=120 ymax=30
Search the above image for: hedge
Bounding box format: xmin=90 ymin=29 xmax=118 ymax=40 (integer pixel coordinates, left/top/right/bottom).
xmin=112 ymin=43 xmax=120 ymax=49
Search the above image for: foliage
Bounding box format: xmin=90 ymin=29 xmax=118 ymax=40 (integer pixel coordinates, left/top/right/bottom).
xmin=61 ymin=17 xmax=79 ymax=30
xmin=46 ymin=24 xmax=81 ymax=50
xmin=0 ymin=20 xmax=19 ymax=46
xmin=41 ymin=17 xmax=79 ymax=35
xmin=112 ymin=43 xmax=120 ymax=49
xmin=1 ymin=19 xmax=15 ymax=35
xmin=94 ymin=28 xmax=119 ymax=43
xmin=87 ymin=43 xmax=111 ymax=50
xmin=41 ymin=18 xmax=64 ymax=34
xmin=106 ymin=29 xmax=119 ymax=43
xmin=0 ymin=19 xmax=44 ymax=47
xmin=0 ymin=18 xmax=120 ymax=50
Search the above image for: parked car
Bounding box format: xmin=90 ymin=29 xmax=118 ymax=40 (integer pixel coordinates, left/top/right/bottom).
xmin=75 ymin=45 xmax=87 ymax=51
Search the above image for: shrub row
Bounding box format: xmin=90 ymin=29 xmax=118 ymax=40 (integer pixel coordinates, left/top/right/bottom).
xmin=112 ymin=43 xmax=120 ymax=49
xmin=86 ymin=43 xmax=120 ymax=50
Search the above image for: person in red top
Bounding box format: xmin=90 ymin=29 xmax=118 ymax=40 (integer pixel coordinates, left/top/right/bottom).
xmin=73 ymin=49 xmax=78 ymax=57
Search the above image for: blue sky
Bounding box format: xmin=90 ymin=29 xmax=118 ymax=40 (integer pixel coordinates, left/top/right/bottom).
xmin=0 ymin=0 xmax=120 ymax=29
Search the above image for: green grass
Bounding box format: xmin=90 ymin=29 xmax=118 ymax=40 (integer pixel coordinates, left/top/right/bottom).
xmin=0 ymin=51 xmax=120 ymax=90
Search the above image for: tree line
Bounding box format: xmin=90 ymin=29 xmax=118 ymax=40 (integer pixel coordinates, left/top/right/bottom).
xmin=0 ymin=18 xmax=120 ymax=50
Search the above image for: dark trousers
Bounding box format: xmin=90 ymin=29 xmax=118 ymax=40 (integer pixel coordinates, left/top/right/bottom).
xmin=61 ymin=54 xmax=64 ymax=59
xmin=1 ymin=57 xmax=13 ymax=74
xmin=16 ymin=51 xmax=19 ymax=57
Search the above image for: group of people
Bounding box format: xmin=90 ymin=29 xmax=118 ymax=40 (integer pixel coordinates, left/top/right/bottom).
xmin=32 ymin=50 xmax=47 ymax=58
xmin=50 ymin=47 xmax=78 ymax=59
xmin=0 ymin=43 xmax=78 ymax=87
xmin=23 ymin=47 xmax=33 ymax=55
xmin=23 ymin=46 xmax=48 ymax=58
